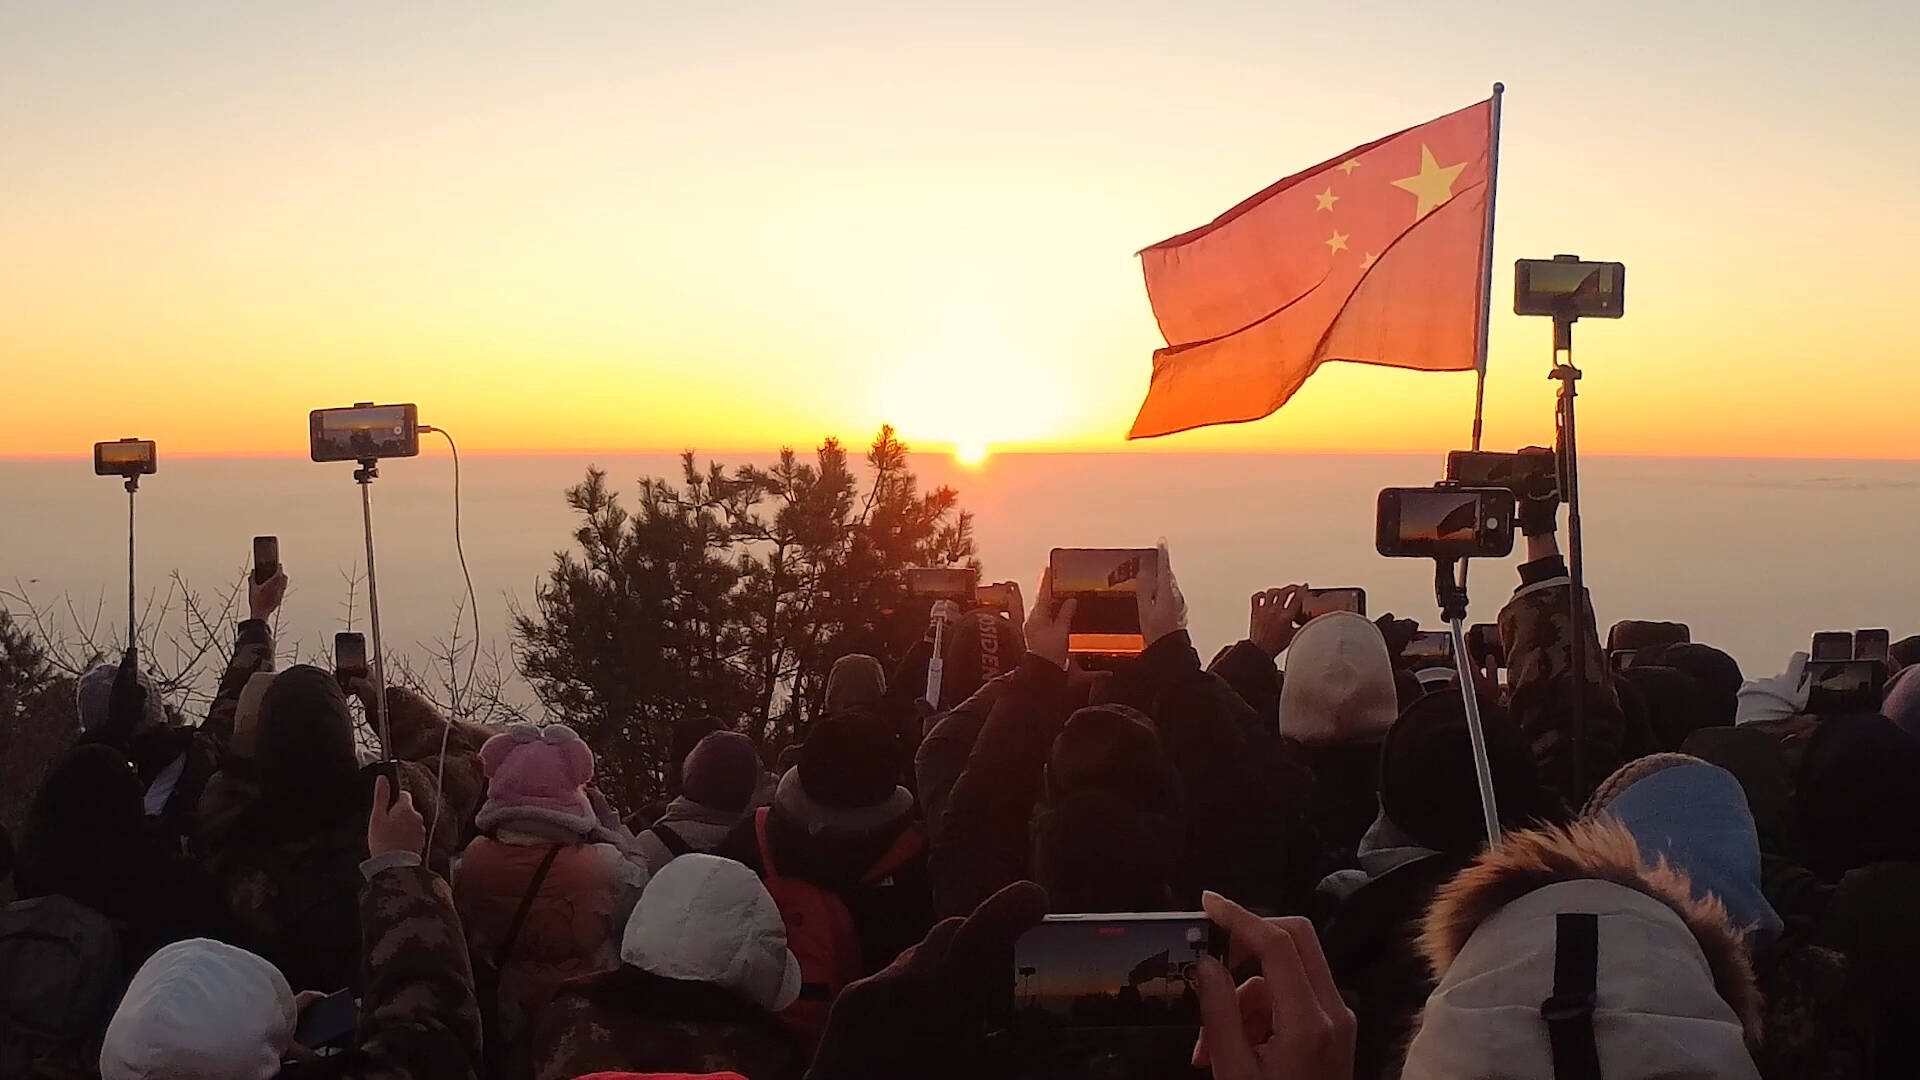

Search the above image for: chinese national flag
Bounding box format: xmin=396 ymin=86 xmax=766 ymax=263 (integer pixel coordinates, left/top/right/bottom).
xmin=1129 ymin=98 xmax=1495 ymax=439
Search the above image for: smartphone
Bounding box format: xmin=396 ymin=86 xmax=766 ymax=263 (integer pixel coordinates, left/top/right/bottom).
xmin=1610 ymin=649 xmax=1637 ymax=673
xmin=1467 ymin=623 xmax=1504 ymax=669
xmin=1607 ymin=620 xmax=1690 ymax=652
xmin=976 ymin=582 xmax=1016 ymax=612
xmin=906 ymin=567 xmax=978 ymax=601
xmin=1446 ymin=450 xmax=1559 ymax=501
xmin=1049 ymin=548 xmax=1156 ymax=656
xmin=335 ymin=632 xmax=369 ymax=682
xmin=1513 ymin=257 xmax=1626 ymax=319
xmin=252 ymin=536 xmax=280 ymax=587
xmin=309 ymin=403 xmax=420 ymax=463
xmin=1374 ymin=487 xmax=1515 ymax=560
xmin=1810 ymin=632 xmax=1854 ymax=663
xmin=999 ymin=912 xmax=1224 ymax=1076
xmin=1302 ymin=587 xmax=1366 ymax=620
xmin=1805 ymin=659 xmax=1886 ymax=716
xmin=1402 ymin=630 xmax=1455 ymax=669
xmin=1855 ymin=629 xmax=1891 ymax=664
xmin=293 ymin=988 xmax=357 ymax=1049
xmin=93 ymin=439 xmax=157 ymax=477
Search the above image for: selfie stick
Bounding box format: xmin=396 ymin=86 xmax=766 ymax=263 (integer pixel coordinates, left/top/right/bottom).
xmin=124 ymin=473 xmax=140 ymax=650
xmin=925 ymin=614 xmax=945 ymax=709
xmin=1551 ymin=311 xmax=1589 ymax=798
xmin=1436 ymin=558 xmax=1502 ymax=846
xmin=354 ymin=458 xmax=393 ymax=759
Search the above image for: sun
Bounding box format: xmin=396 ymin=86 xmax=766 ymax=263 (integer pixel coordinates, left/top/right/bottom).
xmin=953 ymin=439 xmax=990 ymax=468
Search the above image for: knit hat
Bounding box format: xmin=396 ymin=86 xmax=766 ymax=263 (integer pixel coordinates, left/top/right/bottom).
xmin=620 ymin=854 xmax=802 ymax=1013
xmin=680 ymin=730 xmax=762 ymax=814
xmin=1594 ymin=759 xmax=1784 ymax=945
xmin=1379 ymin=689 xmax=1546 ymax=856
xmin=476 ymin=723 xmax=598 ymax=837
xmin=824 ymin=654 xmax=887 ymax=714
xmin=75 ymin=661 xmax=167 ymax=735
xmin=1402 ymin=821 xmax=1762 ymax=1080
xmin=779 ymin=712 xmax=913 ymax=834
xmin=1030 ymin=789 xmax=1181 ymax=914
xmin=1277 ymin=612 xmax=1398 ymax=744
xmin=1581 ymin=752 xmax=1701 ymax=817
xmin=99 ymin=938 xmax=295 ymax=1080
xmin=1046 ymin=705 xmax=1180 ymax=816
xmin=939 ymin=612 xmax=1024 ymax=711
xmin=1636 ymin=643 xmax=1743 ymax=728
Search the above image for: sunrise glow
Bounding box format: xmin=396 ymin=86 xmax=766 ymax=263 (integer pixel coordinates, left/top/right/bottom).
xmin=954 ymin=440 xmax=991 ymax=468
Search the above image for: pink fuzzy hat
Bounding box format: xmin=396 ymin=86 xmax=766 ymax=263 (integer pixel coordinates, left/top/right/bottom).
xmin=476 ymin=723 xmax=598 ymax=837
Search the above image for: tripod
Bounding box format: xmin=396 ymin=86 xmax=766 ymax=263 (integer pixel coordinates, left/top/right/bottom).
xmin=1434 ymin=558 xmax=1502 ymax=846
xmin=355 ymin=459 xmax=393 ymax=758
xmin=1550 ymin=311 xmax=1589 ymax=798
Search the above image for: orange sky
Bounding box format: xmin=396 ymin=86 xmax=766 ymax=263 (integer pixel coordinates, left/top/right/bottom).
xmin=5 ymin=3 xmax=1918 ymax=460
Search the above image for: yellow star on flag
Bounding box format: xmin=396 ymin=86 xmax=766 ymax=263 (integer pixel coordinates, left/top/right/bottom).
xmin=1314 ymin=187 xmax=1339 ymax=212
xmin=1325 ymin=230 xmax=1349 ymax=254
xmin=1337 ymin=159 xmax=1362 ymax=175
xmin=1359 ymin=251 xmax=1378 ymax=270
xmin=1391 ymin=144 xmax=1467 ymax=221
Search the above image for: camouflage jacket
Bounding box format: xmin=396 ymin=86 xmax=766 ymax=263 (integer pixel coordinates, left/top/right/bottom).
xmin=530 ymin=967 xmax=802 ymax=1080
xmin=203 ymin=618 xmax=278 ymax=756
xmin=1497 ymin=554 xmax=1625 ymax=811
xmin=278 ymin=861 xmax=483 ymax=1080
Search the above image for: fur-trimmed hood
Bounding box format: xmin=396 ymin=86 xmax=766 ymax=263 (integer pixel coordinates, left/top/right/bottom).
xmin=1402 ymin=820 xmax=1762 ymax=1079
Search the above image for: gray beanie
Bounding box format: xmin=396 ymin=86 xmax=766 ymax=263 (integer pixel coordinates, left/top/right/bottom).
xmin=75 ymin=662 xmax=168 ymax=734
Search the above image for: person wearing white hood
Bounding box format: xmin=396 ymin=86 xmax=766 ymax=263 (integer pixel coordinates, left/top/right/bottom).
xmin=531 ymin=852 xmax=804 ymax=1080
xmin=97 ymin=775 xmax=483 ymax=1080
xmin=1276 ymin=611 xmax=1400 ymax=861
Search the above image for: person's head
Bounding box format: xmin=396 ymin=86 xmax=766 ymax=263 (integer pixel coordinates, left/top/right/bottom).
xmin=1402 ymin=821 xmax=1762 ymax=1079
xmin=99 ymin=938 xmax=295 ymax=1080
xmin=15 ymin=744 xmax=144 ymax=901
xmin=1635 ymin=643 xmax=1743 ymax=729
xmin=619 ymin=854 xmax=802 ymax=1013
xmin=1030 ymin=789 xmax=1181 ymax=913
xmin=825 ymin=653 xmax=887 ymax=715
xmin=1796 ymin=713 xmax=1920 ymax=880
xmin=74 ymin=661 xmax=167 ymax=735
xmin=476 ymin=723 xmax=600 ymax=839
xmin=1379 ymin=689 xmax=1550 ymax=855
xmin=1277 ymin=612 xmax=1397 ymax=744
xmin=679 ymin=730 xmax=763 ymax=815
xmin=1588 ymin=756 xmax=1783 ymax=945
xmin=939 ymin=611 xmax=1024 ymax=711
xmin=1879 ymin=663 xmax=1920 ymax=740
xmin=255 ymin=664 xmax=360 ymax=808
xmin=776 ymin=711 xmax=913 ymax=837
xmin=1617 ymin=664 xmax=1720 ymax=751
xmin=1044 ymin=705 xmax=1180 ymax=814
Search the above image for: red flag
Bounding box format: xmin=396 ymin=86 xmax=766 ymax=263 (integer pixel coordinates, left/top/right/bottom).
xmin=1130 ymin=98 xmax=1496 ymax=439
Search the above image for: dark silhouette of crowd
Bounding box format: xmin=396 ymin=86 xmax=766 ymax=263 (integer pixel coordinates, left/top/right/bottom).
xmin=6 ymin=482 xmax=1917 ymax=1080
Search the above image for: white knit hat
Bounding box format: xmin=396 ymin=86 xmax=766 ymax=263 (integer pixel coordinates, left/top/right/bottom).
xmin=1277 ymin=611 xmax=1398 ymax=743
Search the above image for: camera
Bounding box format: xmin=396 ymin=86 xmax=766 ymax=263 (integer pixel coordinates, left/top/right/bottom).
xmin=1375 ymin=487 xmax=1515 ymax=560
xmin=1402 ymin=629 xmax=1455 ymax=669
xmin=997 ymin=911 xmax=1225 ymax=1077
xmin=94 ymin=438 xmax=157 ymax=478
xmin=1856 ymin=628 xmax=1891 ymax=664
xmin=1806 ymin=659 xmax=1885 ymax=716
xmin=906 ymin=567 xmax=978 ymax=601
xmin=334 ymin=632 xmax=370 ymax=683
xmin=1514 ymin=255 xmax=1625 ymax=320
xmin=252 ymin=536 xmax=279 ymax=587
xmin=309 ymin=403 xmax=420 ymax=463
xmin=1050 ymin=547 xmax=1156 ymax=656
xmin=1446 ymin=450 xmax=1558 ymax=502
xmin=1302 ymin=587 xmax=1365 ymax=620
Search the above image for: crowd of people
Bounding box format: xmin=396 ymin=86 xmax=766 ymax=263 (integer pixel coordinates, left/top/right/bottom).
xmin=5 ymin=481 xmax=1919 ymax=1080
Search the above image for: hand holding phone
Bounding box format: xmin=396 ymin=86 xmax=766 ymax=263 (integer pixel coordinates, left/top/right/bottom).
xmin=1193 ymin=891 xmax=1355 ymax=1077
xmin=1250 ymin=586 xmax=1307 ymax=658
xmin=1025 ymin=568 xmax=1077 ymax=671
xmin=1135 ymin=543 xmax=1186 ymax=650
xmin=293 ymin=988 xmax=358 ymax=1049
xmin=248 ymin=537 xmax=287 ymax=621
xmin=335 ymin=632 xmax=370 ymax=684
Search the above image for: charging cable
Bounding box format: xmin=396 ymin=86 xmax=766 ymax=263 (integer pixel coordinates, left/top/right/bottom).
xmin=419 ymin=423 xmax=480 ymax=859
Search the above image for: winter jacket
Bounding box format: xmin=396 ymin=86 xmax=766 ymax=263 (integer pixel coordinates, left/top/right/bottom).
xmin=1292 ymin=739 xmax=1382 ymax=869
xmin=452 ymin=832 xmax=646 ymax=1039
xmin=1498 ymin=554 xmax=1627 ymax=810
xmin=1207 ymin=640 xmax=1281 ymax=730
xmin=98 ymin=858 xmax=481 ymax=1080
xmin=1401 ymin=820 xmax=1763 ymax=1079
xmin=911 ymin=673 xmax=1013 ymax=846
xmin=628 ymin=798 xmax=750 ymax=878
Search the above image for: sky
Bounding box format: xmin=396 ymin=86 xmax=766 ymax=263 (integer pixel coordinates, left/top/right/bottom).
xmin=5 ymin=1 xmax=1918 ymax=461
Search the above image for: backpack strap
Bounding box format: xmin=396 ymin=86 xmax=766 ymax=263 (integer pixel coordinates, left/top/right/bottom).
xmin=863 ymin=820 xmax=928 ymax=883
xmin=494 ymin=843 xmax=564 ymax=972
xmin=1539 ymin=912 xmax=1602 ymax=1080
xmin=754 ymin=807 xmax=780 ymax=878
xmin=648 ymin=823 xmax=694 ymax=859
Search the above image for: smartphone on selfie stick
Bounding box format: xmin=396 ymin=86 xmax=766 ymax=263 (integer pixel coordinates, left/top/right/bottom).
xmin=1377 ymin=484 xmax=1515 ymax=845
xmin=95 ymin=438 xmax=158 ymax=650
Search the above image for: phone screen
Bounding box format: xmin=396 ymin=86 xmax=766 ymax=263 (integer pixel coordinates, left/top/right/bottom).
xmin=1806 ymin=659 xmax=1885 ymax=715
xmin=1050 ymin=548 xmax=1156 ymax=655
xmin=94 ymin=440 xmax=157 ymax=476
xmin=1610 ymin=649 xmax=1637 ymax=673
xmin=1855 ymin=629 xmax=1891 ymax=663
xmin=1446 ymin=451 xmax=1557 ymax=499
xmin=976 ymin=583 xmax=1015 ymax=611
xmin=253 ymin=536 xmax=279 ymax=586
xmin=1811 ymin=632 xmax=1854 ymax=662
xmin=1468 ymin=623 xmax=1503 ymax=668
xmin=310 ymin=405 xmax=419 ymax=463
xmin=906 ymin=567 xmax=977 ymax=600
xmin=1402 ymin=630 xmax=1454 ymax=668
xmin=1303 ymin=588 xmax=1365 ymax=619
xmin=1376 ymin=488 xmax=1514 ymax=560
xmin=294 ymin=989 xmax=357 ymax=1049
xmin=335 ymin=633 xmax=369 ymax=680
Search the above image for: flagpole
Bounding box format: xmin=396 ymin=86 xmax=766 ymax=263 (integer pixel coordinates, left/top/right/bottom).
xmin=1470 ymin=81 xmax=1504 ymax=451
